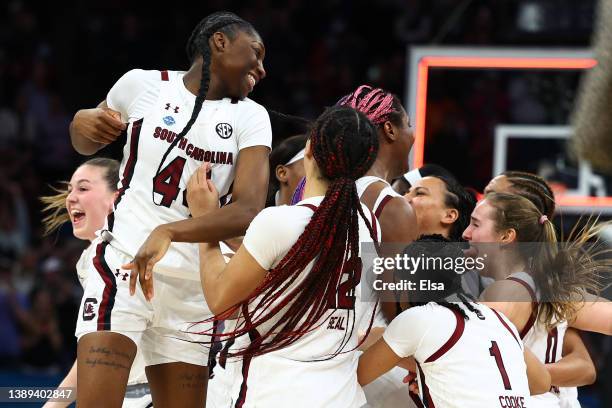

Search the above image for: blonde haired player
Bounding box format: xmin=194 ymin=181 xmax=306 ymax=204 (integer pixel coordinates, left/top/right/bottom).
xmin=41 ymin=158 xmax=152 ymax=407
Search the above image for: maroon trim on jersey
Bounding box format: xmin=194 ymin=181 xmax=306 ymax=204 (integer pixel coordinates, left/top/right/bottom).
xmin=92 ymin=241 xmax=116 ymax=330
xmin=298 ymin=203 xmax=317 ymax=211
xmin=220 ymin=182 xmax=234 ymax=207
xmin=518 ymin=311 xmax=537 ymax=339
xmin=410 ymin=392 xmax=426 ymax=408
xmin=219 ymin=337 xmax=235 ymax=369
xmin=374 ymin=194 xmax=393 ymax=219
xmin=106 ymin=212 xmax=115 ymax=233
xmin=108 ymin=118 xmax=143 ymax=231
xmin=505 ymin=277 xmax=538 ymax=339
xmin=424 ymin=308 xmax=465 ymax=363
xmin=208 ymin=320 xmax=224 ymax=376
xmin=545 ymin=327 xmax=559 ymax=364
xmin=234 ymin=327 xmax=261 ymax=408
xmin=506 ymin=277 xmax=537 ymax=301
xmin=490 ymin=308 xmax=521 ymax=346
xmin=369 ymin=208 xmax=379 ymax=242
xmin=160 ymin=70 xmax=169 ymax=81
xmin=416 ymin=361 xmax=436 ymax=408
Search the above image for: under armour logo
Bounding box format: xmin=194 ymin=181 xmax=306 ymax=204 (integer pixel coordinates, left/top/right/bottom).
xmin=165 ymin=103 xmax=179 ymax=113
xmin=114 ymin=269 xmax=129 ymax=281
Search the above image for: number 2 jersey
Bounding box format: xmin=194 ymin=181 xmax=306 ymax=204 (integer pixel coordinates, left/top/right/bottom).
xmin=384 ymin=302 xmax=531 ymax=408
xmin=105 ymin=69 xmax=272 ymax=280
xmin=223 ymin=196 xmax=380 ymax=407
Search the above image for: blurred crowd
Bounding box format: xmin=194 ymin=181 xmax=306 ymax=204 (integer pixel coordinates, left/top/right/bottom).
xmin=0 ymin=0 xmax=609 ymax=405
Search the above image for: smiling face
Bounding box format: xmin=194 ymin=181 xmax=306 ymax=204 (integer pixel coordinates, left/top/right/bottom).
xmin=212 ymin=29 xmax=266 ymax=99
xmin=405 ymin=176 xmax=456 ymax=237
xmin=462 ymin=199 xmax=503 ymax=244
xmin=65 ymin=165 xmax=117 ymax=241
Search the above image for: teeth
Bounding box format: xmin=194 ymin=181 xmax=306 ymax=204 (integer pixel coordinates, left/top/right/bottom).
xmin=248 ymin=74 xmax=256 ymax=88
xmin=71 ymin=210 xmax=84 ymax=216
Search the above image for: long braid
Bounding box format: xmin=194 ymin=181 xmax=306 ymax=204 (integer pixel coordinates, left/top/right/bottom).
xmin=210 ymin=107 xmax=379 ymax=359
xmin=153 ymin=12 xmax=256 ymax=205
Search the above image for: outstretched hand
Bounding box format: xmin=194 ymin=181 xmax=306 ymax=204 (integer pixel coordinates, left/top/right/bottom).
xmin=124 ymin=226 xmax=173 ymax=301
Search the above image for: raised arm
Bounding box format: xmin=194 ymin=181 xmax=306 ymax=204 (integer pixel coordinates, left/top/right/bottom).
xmin=199 ymin=243 xmax=267 ymax=315
xmin=128 ymin=148 xmax=269 ymax=300
xmin=70 ymin=100 xmax=126 ymax=155
xmin=164 ymin=145 xmax=269 ymax=242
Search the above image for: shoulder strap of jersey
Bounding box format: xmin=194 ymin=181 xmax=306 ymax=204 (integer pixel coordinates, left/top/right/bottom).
xmin=424 ymin=307 xmax=466 ymax=363
xmin=505 ymin=276 xmax=538 ymax=339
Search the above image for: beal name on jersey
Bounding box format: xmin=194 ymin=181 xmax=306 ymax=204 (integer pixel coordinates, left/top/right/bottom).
xmin=153 ymin=126 xmax=234 ymax=164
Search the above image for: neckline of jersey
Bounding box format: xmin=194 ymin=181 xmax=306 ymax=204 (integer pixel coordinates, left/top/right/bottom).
xmin=177 ymin=72 xmax=230 ymax=106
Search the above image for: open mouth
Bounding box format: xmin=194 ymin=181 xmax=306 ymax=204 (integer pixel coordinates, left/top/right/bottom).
xmin=71 ymin=209 xmax=86 ymax=225
xmin=463 ymin=245 xmax=479 ymax=258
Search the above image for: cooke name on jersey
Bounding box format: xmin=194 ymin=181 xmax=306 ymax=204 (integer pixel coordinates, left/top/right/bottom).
xmin=153 ymin=126 xmax=234 ymax=164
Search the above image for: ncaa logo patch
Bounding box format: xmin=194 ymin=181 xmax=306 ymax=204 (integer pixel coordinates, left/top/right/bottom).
xmin=163 ymin=116 xmax=176 ymax=126
xmin=215 ymin=123 xmax=233 ymax=139
xmin=83 ymin=297 xmax=98 ymax=321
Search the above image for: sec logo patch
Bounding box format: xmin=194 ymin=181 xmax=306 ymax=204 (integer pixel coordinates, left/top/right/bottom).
xmin=215 ymin=123 xmax=233 ymax=139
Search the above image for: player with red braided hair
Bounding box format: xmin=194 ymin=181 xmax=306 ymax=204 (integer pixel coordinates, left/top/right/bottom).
xmin=186 ymin=105 xmax=381 ymax=407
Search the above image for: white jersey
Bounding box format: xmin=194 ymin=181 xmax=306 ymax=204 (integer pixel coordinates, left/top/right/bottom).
xmin=355 ymin=175 xmax=401 ymax=329
xmin=559 ymin=387 xmax=580 ymax=408
xmin=105 ymin=69 xmax=271 ymax=280
xmin=356 ymin=176 xmax=403 ymax=221
xmin=223 ymin=196 xmax=380 ymax=407
xmin=76 ymin=244 xmax=148 ymax=386
xmin=207 ymin=241 xmax=238 ymax=408
xmin=507 ymin=272 xmax=570 ymax=407
xmin=384 ymin=302 xmax=531 ymax=408
xmin=356 ymin=177 xmax=416 ymax=408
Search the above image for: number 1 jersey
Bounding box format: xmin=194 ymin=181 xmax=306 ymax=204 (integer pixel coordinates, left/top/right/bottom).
xmin=105 ymin=69 xmax=272 ymax=280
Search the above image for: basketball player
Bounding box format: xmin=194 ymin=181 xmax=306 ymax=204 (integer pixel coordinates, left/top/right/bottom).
xmin=404 ymin=173 xmax=476 ymax=242
xmin=188 ymin=106 xmax=380 ymax=407
xmin=336 ymin=85 xmax=418 ymax=408
xmin=266 ymin=133 xmax=308 ymax=207
xmin=358 ymin=238 xmax=551 ymax=407
xmin=40 ymin=158 xmax=152 ymax=407
xmin=68 ymin=12 xmax=271 ymax=407
xmin=206 ymin=124 xmax=309 ymax=408
xmin=337 ymin=85 xmax=417 ymax=244
xmin=463 ymin=193 xmax=611 ymax=406
xmin=482 ymin=171 xmax=598 ymax=407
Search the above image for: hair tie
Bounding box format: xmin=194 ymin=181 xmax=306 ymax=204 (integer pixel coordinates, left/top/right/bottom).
xmin=539 ymin=215 xmax=548 ymax=225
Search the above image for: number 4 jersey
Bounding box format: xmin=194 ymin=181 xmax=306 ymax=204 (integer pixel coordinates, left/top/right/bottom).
xmin=384 ymin=302 xmax=531 ymax=408
xmin=105 ymin=69 xmax=272 ymax=280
